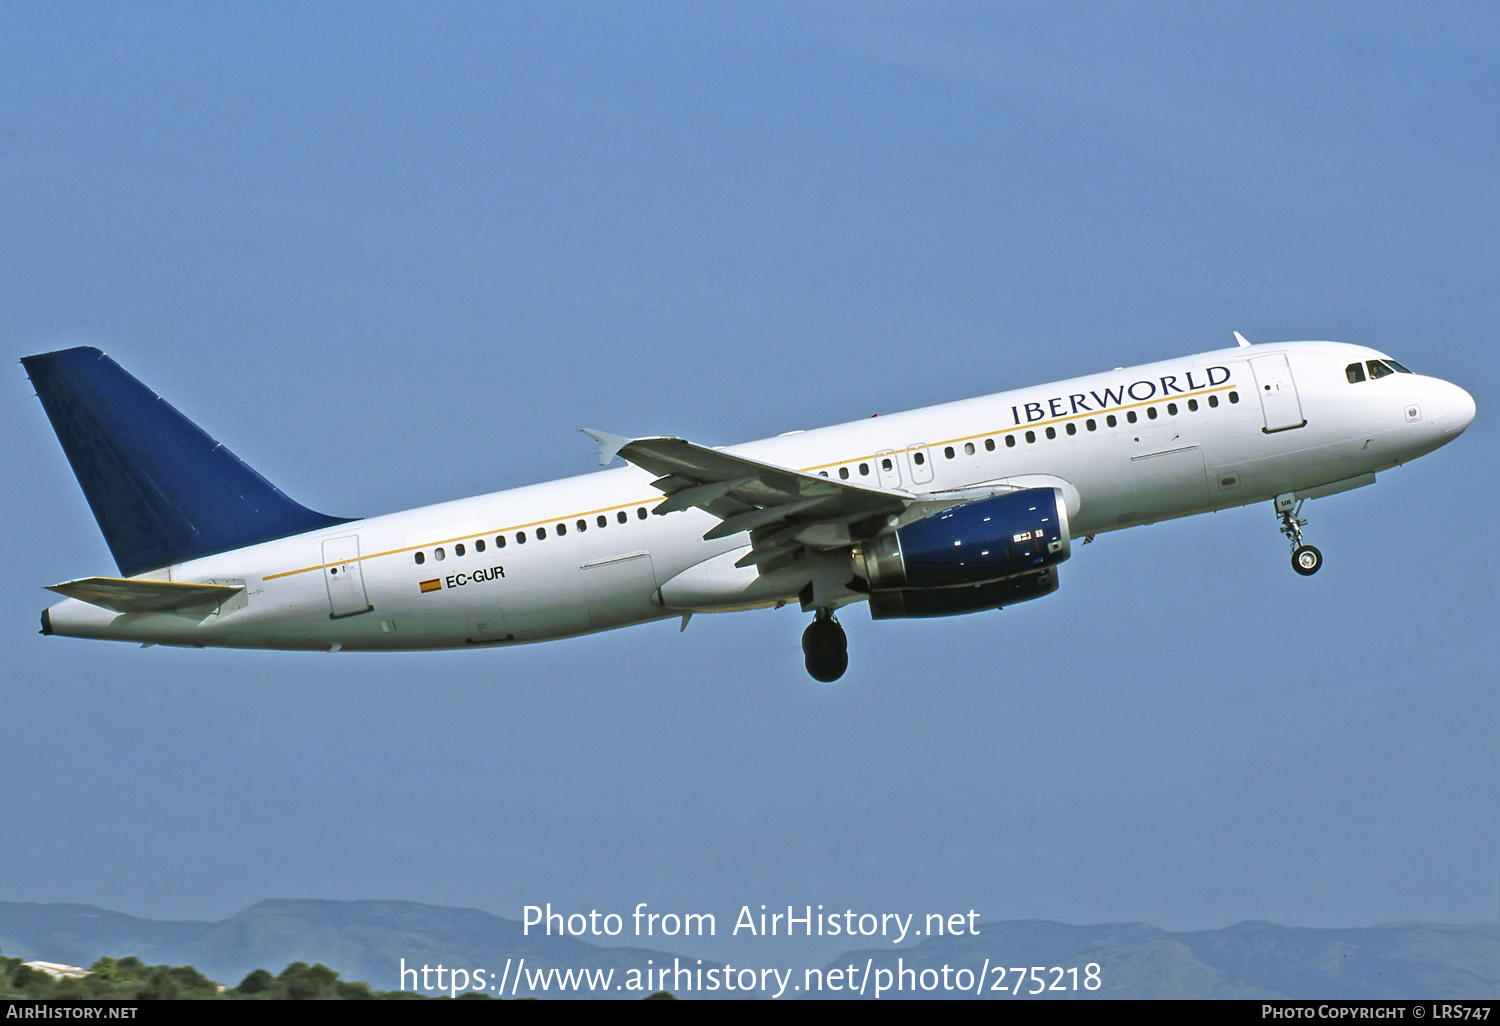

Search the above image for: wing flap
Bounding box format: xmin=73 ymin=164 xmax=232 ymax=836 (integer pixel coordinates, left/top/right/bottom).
xmin=46 ymin=577 xmax=244 ymax=613
xmin=604 ymin=434 xmax=910 ymax=548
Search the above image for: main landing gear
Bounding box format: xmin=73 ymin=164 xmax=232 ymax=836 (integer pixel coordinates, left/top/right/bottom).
xmin=803 ymin=609 xmax=848 ymax=683
xmin=1275 ymin=494 xmax=1323 ymax=577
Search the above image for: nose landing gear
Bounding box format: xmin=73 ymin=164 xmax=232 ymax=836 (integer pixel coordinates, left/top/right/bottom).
xmin=1276 ymin=494 xmax=1323 ymax=576
xmin=1291 ymin=544 xmax=1323 ymax=576
xmin=802 ymin=610 xmax=848 ymax=683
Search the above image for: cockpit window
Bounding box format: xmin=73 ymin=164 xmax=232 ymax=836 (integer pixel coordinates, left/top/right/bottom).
xmin=1349 ymin=359 xmax=1413 ymax=383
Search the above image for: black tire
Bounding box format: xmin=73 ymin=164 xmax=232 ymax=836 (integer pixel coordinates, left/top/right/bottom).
xmin=1292 ymin=544 xmax=1323 ymax=576
xmin=802 ymin=619 xmax=848 ymax=683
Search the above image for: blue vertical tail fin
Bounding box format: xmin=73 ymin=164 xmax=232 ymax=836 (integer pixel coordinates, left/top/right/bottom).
xmin=23 ymin=347 xmax=352 ymax=577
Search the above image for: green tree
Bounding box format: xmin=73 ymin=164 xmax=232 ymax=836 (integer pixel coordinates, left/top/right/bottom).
xmin=273 ymin=961 xmax=341 ymax=1000
xmin=234 ymin=968 xmax=273 ymax=995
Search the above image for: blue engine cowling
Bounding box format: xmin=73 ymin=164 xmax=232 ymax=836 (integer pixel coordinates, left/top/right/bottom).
xmin=867 ymin=567 xmax=1059 ymax=620
xmin=857 ymin=487 xmax=1071 ymax=591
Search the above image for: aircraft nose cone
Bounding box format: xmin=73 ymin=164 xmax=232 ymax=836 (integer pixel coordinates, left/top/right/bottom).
xmin=1445 ymin=382 xmax=1476 ymax=436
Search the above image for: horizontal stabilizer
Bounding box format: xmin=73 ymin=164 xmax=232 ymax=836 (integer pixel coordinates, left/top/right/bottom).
xmin=46 ymin=577 xmax=244 ymax=614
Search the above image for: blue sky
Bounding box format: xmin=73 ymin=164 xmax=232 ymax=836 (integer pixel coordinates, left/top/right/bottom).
xmin=3 ymin=3 xmax=1497 ymax=971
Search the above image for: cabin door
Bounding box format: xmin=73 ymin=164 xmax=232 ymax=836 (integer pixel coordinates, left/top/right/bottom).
xmin=1249 ymin=354 xmax=1306 ymax=433
xmin=322 ymin=535 xmax=374 ymax=619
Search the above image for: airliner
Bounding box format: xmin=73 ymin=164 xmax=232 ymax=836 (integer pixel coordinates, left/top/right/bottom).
xmin=23 ymin=335 xmax=1474 ymax=682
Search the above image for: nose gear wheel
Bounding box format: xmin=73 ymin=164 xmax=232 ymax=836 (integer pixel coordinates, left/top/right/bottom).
xmin=1292 ymin=544 xmax=1323 ymax=576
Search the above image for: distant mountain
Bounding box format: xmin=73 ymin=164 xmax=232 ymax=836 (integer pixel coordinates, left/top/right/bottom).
xmin=3 ymin=901 xmax=1497 ymax=999
xmin=822 ymin=919 xmax=1500 ymax=999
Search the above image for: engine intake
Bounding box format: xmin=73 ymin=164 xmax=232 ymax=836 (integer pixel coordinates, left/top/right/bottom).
xmin=857 ymin=487 xmax=1071 ymax=591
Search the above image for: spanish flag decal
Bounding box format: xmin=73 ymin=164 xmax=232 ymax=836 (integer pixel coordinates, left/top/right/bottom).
xmin=419 ymin=578 xmax=441 ymax=594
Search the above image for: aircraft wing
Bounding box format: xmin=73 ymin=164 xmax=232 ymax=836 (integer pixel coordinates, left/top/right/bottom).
xmin=584 ymin=431 xmax=911 ymax=567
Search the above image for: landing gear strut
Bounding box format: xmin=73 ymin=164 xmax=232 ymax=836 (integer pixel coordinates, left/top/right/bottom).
xmin=1276 ymin=495 xmax=1323 ymax=576
xmin=802 ymin=610 xmax=848 ymax=683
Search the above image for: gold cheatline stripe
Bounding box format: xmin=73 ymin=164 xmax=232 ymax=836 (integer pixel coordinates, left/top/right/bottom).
xmin=264 ymin=497 xmax=661 ymax=581
xmin=264 ymin=383 xmax=1239 ymax=581
xmin=800 ymin=383 xmax=1238 ymax=471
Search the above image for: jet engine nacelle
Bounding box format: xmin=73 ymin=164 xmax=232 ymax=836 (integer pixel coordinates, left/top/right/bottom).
xmin=868 ymin=566 xmax=1059 ymax=620
xmin=856 ymin=487 xmax=1071 ymax=591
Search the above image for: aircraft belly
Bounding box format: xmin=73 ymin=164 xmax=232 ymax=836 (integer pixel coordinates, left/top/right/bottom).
xmin=1219 ymin=433 xmax=1397 ymax=504
xmin=1070 ymin=438 xmax=1209 ymax=531
xmin=655 ymin=547 xmax=808 ymax=612
xmin=499 ymin=556 xmax=591 ymax=641
xmin=581 ymin=551 xmax=661 ymax=630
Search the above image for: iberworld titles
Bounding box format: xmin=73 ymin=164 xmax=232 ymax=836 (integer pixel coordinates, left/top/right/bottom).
xmin=1011 ymin=365 xmax=1233 ymax=425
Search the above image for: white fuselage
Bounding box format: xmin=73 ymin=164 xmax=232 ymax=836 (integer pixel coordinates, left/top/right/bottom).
xmin=42 ymin=341 xmax=1475 ymax=651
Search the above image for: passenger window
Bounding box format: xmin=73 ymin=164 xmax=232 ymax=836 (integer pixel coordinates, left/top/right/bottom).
xmin=1187 ymin=399 xmax=1198 ymax=412
xmin=617 ymin=511 xmax=628 ymax=524
xmin=1065 ymin=422 xmax=1077 ymax=436
xmin=414 ymin=551 xmax=425 ymax=565
xmin=638 ymin=507 xmax=648 ymax=519
xmin=455 ymin=543 xmax=466 ymax=556
xmin=556 ymin=523 xmax=566 ymax=536
xmin=1127 ymin=411 xmax=1138 ymax=424
xmin=597 ymin=516 xmax=607 ymax=528
xmin=1005 ymin=435 xmax=1016 ymax=448
xmin=881 ymin=457 xmax=893 ymax=471
xmin=496 ymin=535 xmax=507 ymax=548
xmin=435 ymin=547 xmax=445 ymax=561
xmin=839 ymin=467 xmax=850 ymax=480
xmin=537 ymin=527 xmax=546 ymax=540
xmin=517 ymin=532 xmax=526 ymax=544
xmin=984 ymin=438 xmax=995 ymax=451
xmin=1086 ymin=419 xmax=1097 ymax=431
xmin=577 ymin=519 xmax=587 ymax=532
xmin=1229 ymin=391 xmax=1240 ymax=404
xmin=913 ymin=451 xmax=926 ymax=466
xmin=1167 ymin=403 xmax=1177 ymax=416
xmin=819 ymin=471 xmax=829 ymax=478
xmin=964 ymin=442 xmax=975 ymax=455
xmin=1025 ymin=430 xmax=1036 ymax=444
xmin=1346 ymin=362 xmax=1366 ymax=383
xmin=859 ymin=462 xmax=869 ymax=476
xmin=476 ymin=538 xmax=486 ymax=552
xmin=943 ymin=446 xmax=955 ymax=459
xmin=1147 ymin=407 xmax=1158 ymax=420
xmin=1045 ymin=426 xmax=1056 ymax=439
xmin=1208 ymin=394 xmax=1220 ymax=408
xmin=1106 ymin=414 xmax=1118 ymax=427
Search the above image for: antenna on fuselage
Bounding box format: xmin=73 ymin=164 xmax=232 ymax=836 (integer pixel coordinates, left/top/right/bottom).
xmin=1234 ymin=331 xmax=1252 ymax=348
